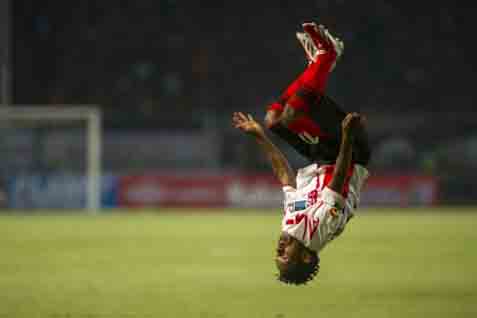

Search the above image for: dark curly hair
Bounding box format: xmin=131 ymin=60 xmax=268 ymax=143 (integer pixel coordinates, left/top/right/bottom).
xmin=277 ymin=252 xmax=320 ymax=285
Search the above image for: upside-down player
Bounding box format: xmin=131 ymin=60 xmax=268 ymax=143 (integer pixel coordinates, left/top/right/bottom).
xmin=232 ymin=22 xmax=371 ymax=285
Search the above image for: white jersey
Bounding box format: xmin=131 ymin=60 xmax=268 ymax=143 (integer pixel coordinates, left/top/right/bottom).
xmin=281 ymin=163 xmax=369 ymax=253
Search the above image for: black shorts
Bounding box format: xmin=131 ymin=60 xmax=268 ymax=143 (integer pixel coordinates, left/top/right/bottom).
xmin=270 ymin=93 xmax=372 ymax=166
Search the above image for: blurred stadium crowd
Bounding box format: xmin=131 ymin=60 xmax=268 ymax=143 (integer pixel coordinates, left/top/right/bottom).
xmin=15 ymin=1 xmax=473 ymax=115
xmin=6 ymin=1 xmax=477 ymax=204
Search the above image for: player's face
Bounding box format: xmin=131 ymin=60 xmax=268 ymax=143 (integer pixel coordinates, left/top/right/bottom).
xmin=275 ymin=232 xmax=305 ymax=272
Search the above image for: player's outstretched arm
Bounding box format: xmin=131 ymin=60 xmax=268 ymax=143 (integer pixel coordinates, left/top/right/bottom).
xmin=232 ymin=112 xmax=296 ymax=188
xmin=328 ymin=113 xmax=363 ymax=194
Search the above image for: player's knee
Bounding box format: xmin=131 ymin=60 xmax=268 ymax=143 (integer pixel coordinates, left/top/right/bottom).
xmin=264 ymin=117 xmax=274 ymax=129
xmin=264 ymin=111 xmax=280 ymax=129
xmin=265 ymin=106 xmax=298 ymax=128
xmin=279 ymin=105 xmax=298 ymax=126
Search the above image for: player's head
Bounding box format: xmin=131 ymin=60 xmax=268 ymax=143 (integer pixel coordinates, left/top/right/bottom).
xmin=275 ymin=232 xmax=320 ymax=285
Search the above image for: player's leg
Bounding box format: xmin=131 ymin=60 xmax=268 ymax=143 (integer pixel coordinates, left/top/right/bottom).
xmin=264 ymin=72 xmax=313 ymax=160
xmin=295 ymin=25 xmax=370 ymax=166
xmin=264 ymin=72 xmax=319 ymax=160
xmin=302 ymin=23 xmax=344 ymax=71
xmin=284 ymin=23 xmax=342 ymax=117
xmin=264 ymin=23 xmax=341 ymax=161
xmin=272 ymin=23 xmax=338 ymax=108
xmin=266 ymin=23 xmax=340 ymax=130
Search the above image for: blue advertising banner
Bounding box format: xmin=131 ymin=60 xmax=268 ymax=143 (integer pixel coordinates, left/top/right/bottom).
xmin=6 ymin=174 xmax=118 ymax=209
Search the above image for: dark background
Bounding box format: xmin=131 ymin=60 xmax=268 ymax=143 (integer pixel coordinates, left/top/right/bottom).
xmin=7 ymin=1 xmax=477 ymax=203
xmin=13 ymin=1 xmax=475 ymax=123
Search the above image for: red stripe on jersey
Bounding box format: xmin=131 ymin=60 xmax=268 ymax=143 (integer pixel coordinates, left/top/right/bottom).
xmin=320 ymin=165 xmax=355 ymax=197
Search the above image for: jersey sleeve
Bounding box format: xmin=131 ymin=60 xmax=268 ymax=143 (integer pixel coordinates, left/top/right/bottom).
xmin=321 ymin=186 xmax=345 ymax=209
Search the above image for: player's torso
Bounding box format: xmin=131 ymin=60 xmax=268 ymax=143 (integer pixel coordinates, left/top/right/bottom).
xmin=281 ymin=163 xmax=368 ymax=253
xmin=282 ymin=185 xmax=347 ymax=253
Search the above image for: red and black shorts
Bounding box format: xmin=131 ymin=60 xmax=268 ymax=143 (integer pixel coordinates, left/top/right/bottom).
xmin=267 ymin=52 xmax=371 ymax=166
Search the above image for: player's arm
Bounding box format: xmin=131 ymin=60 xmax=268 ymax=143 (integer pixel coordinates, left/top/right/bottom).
xmin=232 ymin=112 xmax=296 ymax=188
xmin=328 ymin=113 xmax=363 ymax=194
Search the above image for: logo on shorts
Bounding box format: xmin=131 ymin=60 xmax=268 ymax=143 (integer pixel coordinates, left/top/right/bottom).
xmin=299 ymin=132 xmax=320 ymax=144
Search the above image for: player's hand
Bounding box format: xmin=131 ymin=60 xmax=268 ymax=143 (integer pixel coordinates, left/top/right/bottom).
xmin=232 ymin=112 xmax=265 ymax=138
xmin=342 ymin=112 xmax=365 ymax=138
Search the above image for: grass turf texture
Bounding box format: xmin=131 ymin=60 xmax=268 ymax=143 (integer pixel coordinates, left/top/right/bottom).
xmin=0 ymin=208 xmax=476 ymax=318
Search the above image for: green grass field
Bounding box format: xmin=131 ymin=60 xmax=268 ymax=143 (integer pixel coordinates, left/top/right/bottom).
xmin=1 ymin=208 xmax=476 ymax=318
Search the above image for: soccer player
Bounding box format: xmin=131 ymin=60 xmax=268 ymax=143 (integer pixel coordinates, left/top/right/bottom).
xmin=231 ymin=22 xmax=371 ymax=285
